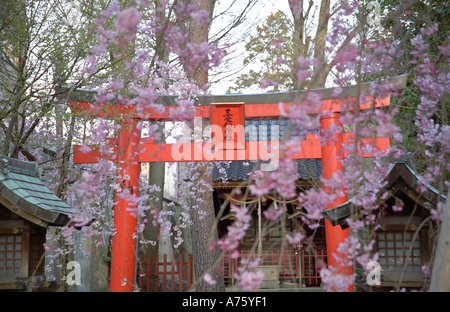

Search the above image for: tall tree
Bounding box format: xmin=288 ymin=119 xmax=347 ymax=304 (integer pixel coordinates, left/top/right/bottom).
xmin=184 ymin=0 xmax=226 ymax=292
xmin=227 ymin=11 xmax=295 ymax=93
xmin=230 ymin=0 xmax=361 ymax=92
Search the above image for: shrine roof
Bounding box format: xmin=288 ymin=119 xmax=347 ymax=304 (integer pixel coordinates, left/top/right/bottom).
xmin=212 ymin=159 xmax=322 ymax=182
xmin=243 ymin=119 xmax=319 ymax=141
xmin=323 ymin=157 xmax=447 ymax=229
xmin=212 ymin=118 xmax=322 ymax=182
xmin=0 ymin=156 xmax=76 ymax=227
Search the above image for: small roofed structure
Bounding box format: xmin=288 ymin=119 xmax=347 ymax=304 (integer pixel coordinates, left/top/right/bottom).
xmin=323 ymin=158 xmax=446 ymax=290
xmin=0 ymin=156 xmax=76 ymax=290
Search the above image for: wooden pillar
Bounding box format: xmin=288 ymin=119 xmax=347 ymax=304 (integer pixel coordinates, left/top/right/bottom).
xmin=320 ymin=112 xmax=353 ymax=292
xmin=110 ymin=121 xmax=140 ymax=292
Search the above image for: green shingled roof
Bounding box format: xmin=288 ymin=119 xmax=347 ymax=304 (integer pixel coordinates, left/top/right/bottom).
xmin=0 ymin=156 xmax=76 ymax=226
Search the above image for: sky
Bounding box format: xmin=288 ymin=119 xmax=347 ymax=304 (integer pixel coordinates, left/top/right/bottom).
xmin=209 ymin=0 xmax=293 ymax=95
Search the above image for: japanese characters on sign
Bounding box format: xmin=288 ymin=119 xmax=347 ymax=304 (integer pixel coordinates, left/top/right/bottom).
xmin=211 ymin=102 xmax=245 ymax=150
xmin=223 ymin=108 xmax=234 ymax=142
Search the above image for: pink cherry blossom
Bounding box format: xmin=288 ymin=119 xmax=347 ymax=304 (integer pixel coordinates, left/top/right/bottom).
xmin=115 ymin=7 xmax=142 ymax=43
xmin=263 ymin=206 xmax=283 ymax=221
xmin=203 ymin=273 xmax=217 ymax=285
xmin=191 ymin=9 xmax=210 ymax=26
xmin=286 ymin=232 xmax=304 ymax=247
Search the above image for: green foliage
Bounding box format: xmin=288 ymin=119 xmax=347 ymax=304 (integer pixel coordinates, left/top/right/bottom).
xmin=359 ymin=0 xmax=449 ymax=179
xmin=227 ymin=10 xmax=295 ymax=93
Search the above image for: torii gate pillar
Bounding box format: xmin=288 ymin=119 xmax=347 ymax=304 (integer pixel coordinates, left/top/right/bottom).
xmin=320 ymin=112 xmax=353 ymax=292
xmin=109 ymin=121 xmax=141 ymax=292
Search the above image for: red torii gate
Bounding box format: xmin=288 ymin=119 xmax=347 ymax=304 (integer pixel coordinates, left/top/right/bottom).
xmin=71 ymin=76 xmax=407 ymax=292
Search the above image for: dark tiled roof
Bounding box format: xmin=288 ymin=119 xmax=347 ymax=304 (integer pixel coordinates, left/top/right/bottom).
xmin=0 ymin=156 xmax=76 ymax=226
xmin=244 ymin=119 xmax=318 ymax=142
xmin=213 ymin=159 xmax=322 ymax=182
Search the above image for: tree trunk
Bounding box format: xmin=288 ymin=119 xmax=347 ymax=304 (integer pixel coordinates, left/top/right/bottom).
xmin=141 ymin=122 xmax=165 ymax=290
xmin=290 ymin=0 xmax=311 ymax=90
xmin=186 ymin=0 xmax=225 ymax=292
xmin=289 ymin=0 xmax=330 ymax=90
xmin=310 ymin=0 xmax=330 ymax=89
xmin=189 ymin=163 xmax=225 ymax=291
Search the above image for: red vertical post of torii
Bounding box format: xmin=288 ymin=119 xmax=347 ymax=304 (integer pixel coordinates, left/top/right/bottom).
xmin=109 ymin=120 xmax=141 ymax=292
xmin=320 ymin=112 xmax=353 ymax=292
